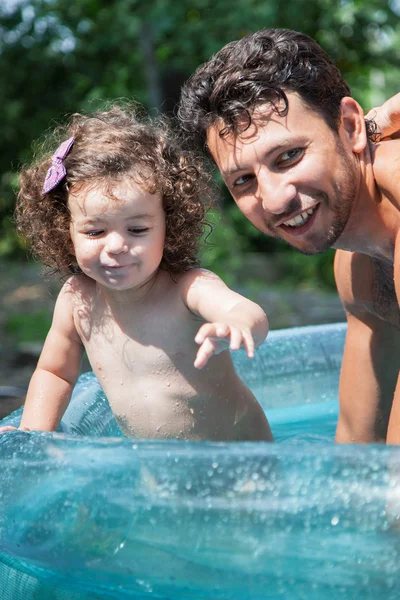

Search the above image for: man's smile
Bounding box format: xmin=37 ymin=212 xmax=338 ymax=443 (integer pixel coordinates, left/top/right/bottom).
xmin=278 ymin=204 xmax=320 ymax=237
xmin=281 ymin=204 xmax=318 ymax=227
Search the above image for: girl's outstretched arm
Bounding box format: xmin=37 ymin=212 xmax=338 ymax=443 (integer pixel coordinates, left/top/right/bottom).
xmin=181 ymin=269 xmax=269 ymax=369
xmin=6 ymin=282 xmax=83 ymax=432
xmin=366 ymin=93 xmax=400 ymax=139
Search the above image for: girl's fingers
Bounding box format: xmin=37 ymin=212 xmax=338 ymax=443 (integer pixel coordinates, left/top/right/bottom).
xmin=194 ymin=323 xmax=256 ymax=361
xmin=228 ymin=327 xmax=243 ymax=351
xmin=241 ymin=330 xmax=255 ymax=358
xmin=195 ymin=323 xmax=229 ymax=344
xmin=0 ymin=426 xmax=18 ymax=434
xmin=215 ymin=324 xmax=230 ymax=337
xmin=228 ymin=328 xmax=255 ymax=357
xmin=194 ymin=337 xmax=216 ymax=369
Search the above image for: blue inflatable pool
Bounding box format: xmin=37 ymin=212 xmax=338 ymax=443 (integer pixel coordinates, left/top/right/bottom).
xmin=0 ymin=322 xmax=399 ymax=599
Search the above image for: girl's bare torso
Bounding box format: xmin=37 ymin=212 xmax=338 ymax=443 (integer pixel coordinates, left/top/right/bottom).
xmin=68 ymin=272 xmax=271 ymax=441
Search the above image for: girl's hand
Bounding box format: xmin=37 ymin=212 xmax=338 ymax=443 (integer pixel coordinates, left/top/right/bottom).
xmin=366 ymin=94 xmax=400 ymax=140
xmin=0 ymin=426 xmax=30 ymax=434
xmin=194 ymin=322 xmax=255 ymax=369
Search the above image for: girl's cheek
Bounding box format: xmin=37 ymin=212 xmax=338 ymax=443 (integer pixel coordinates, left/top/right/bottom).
xmin=132 ymin=245 xmax=144 ymax=257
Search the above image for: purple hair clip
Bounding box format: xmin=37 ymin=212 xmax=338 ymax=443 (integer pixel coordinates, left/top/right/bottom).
xmin=42 ymin=136 xmax=75 ymax=194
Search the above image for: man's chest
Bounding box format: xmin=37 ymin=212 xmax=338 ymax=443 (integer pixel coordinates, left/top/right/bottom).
xmin=371 ymin=259 xmax=400 ymax=328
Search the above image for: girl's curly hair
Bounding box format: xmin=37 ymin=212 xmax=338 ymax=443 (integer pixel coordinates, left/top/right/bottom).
xmin=16 ymin=104 xmax=214 ymax=275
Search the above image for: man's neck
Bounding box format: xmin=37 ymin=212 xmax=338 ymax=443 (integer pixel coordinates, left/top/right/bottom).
xmin=333 ymin=143 xmax=400 ymax=263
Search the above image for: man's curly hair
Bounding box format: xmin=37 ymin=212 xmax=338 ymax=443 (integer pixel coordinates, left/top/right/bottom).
xmin=178 ymin=28 xmax=378 ymax=153
xmin=16 ymin=104 xmax=213 ymax=275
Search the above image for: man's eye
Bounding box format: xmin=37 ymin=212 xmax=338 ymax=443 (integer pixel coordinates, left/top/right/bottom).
xmin=233 ymin=173 xmax=254 ymax=187
xmin=277 ymin=148 xmax=304 ymax=166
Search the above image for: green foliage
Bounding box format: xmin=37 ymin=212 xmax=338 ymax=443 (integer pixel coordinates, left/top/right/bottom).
xmin=1 ymin=0 xmax=399 ymax=287
xmin=201 ymin=208 xmax=253 ymax=287
xmin=274 ymin=249 xmax=336 ymax=290
xmin=5 ymin=310 xmax=52 ymax=343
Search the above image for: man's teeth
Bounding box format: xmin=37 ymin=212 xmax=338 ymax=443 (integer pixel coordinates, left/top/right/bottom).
xmin=283 ymin=207 xmax=315 ymax=227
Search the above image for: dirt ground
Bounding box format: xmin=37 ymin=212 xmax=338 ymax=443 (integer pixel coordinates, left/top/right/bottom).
xmin=0 ymin=258 xmax=346 ymax=421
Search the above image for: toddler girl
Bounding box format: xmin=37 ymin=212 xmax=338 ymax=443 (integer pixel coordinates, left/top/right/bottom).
xmin=1 ymin=105 xmax=272 ymax=441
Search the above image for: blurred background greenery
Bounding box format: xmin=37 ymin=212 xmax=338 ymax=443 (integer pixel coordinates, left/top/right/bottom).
xmin=0 ymin=0 xmax=400 ymax=352
xmin=1 ymin=0 xmax=400 ymax=280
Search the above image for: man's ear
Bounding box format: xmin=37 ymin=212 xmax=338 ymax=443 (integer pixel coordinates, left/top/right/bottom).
xmin=339 ymin=97 xmax=367 ymax=154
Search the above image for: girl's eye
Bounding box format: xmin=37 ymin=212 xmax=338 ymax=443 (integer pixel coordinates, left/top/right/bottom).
xmin=85 ymin=230 xmax=104 ymax=238
xmin=277 ymin=148 xmax=304 ymax=167
xmin=233 ymin=173 xmax=254 ymax=188
xmin=129 ymin=227 xmax=149 ymax=235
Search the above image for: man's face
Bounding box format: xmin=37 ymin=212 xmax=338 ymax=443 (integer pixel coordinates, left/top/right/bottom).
xmin=207 ymin=93 xmax=359 ymax=255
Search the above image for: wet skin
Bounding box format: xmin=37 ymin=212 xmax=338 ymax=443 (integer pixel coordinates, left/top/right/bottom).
xmin=207 ymin=93 xmax=400 ymax=444
xmin=12 ymin=178 xmax=272 ymax=441
xmin=207 ymin=94 xmax=360 ymax=256
xmin=69 ymin=179 xmax=166 ymax=294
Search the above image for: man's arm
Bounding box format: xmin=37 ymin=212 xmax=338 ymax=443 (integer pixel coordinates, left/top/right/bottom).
xmin=336 ymin=310 xmax=399 ymax=443
xmin=386 ymin=235 xmax=400 ymax=444
xmin=181 ymin=269 xmax=269 ymax=369
xmin=335 ymin=251 xmax=400 ymax=443
xmin=18 ymin=283 xmax=84 ymax=431
xmin=386 ymin=375 xmax=400 ymax=444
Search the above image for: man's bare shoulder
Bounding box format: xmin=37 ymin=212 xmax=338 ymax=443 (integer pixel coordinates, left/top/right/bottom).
xmin=373 ymin=139 xmax=400 ymax=202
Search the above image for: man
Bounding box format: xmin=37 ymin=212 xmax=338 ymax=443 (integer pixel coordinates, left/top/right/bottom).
xmin=178 ymin=28 xmax=400 ymax=444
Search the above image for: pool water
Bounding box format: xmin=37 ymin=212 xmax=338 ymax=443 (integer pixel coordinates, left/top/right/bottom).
xmin=1 ymin=323 xmax=400 ymax=599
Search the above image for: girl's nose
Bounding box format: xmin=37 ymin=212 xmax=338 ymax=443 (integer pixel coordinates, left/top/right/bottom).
xmin=105 ymin=232 xmax=128 ymax=254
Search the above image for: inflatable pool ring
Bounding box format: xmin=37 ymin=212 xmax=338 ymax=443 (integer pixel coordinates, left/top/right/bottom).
xmin=0 ymin=323 xmax=399 ymax=600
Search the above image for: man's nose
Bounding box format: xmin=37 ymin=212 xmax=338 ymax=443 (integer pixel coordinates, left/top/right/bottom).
xmin=256 ymin=170 xmax=297 ymax=215
xmin=105 ymin=232 xmax=128 ymax=253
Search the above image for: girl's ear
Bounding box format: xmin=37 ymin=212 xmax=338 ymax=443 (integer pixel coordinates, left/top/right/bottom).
xmin=339 ymin=97 xmax=367 ymax=154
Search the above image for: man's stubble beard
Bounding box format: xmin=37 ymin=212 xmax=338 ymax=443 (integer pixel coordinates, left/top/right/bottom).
xmin=295 ymin=141 xmax=359 ymax=256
